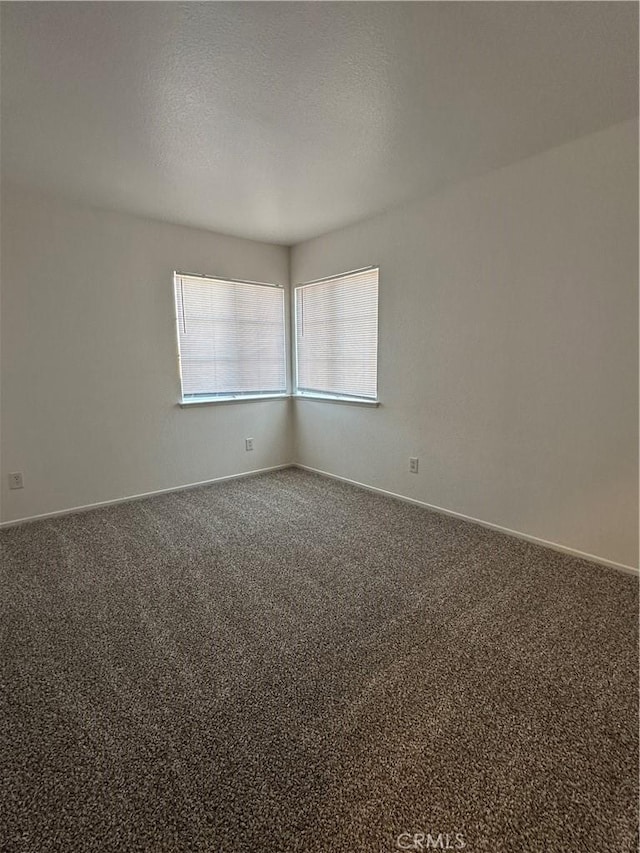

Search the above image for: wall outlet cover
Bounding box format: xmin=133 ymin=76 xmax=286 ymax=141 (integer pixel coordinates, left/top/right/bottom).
xmin=9 ymin=472 xmax=24 ymax=489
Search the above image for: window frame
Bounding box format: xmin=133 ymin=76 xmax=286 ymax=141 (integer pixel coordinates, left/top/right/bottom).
xmin=173 ymin=270 xmax=288 ymax=406
xmin=292 ymin=266 xmax=380 ymax=406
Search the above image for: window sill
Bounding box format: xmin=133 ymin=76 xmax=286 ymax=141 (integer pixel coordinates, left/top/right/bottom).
xmin=179 ymin=394 xmax=289 ymax=407
xmin=178 ymin=393 xmax=380 ymax=408
xmin=293 ymin=393 xmax=380 ymax=407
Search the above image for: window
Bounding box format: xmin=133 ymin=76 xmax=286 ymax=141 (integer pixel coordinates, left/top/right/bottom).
xmin=174 ymin=272 xmax=287 ymax=403
xmin=294 ymin=267 xmax=379 ymax=402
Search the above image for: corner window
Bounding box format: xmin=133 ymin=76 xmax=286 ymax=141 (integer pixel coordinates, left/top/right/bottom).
xmin=294 ymin=267 xmax=379 ymax=402
xmin=174 ymin=272 xmax=287 ymax=404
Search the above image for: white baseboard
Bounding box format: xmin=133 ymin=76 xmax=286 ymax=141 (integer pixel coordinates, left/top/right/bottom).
xmin=3 ymin=461 xmax=637 ymax=576
xmin=0 ymin=464 xmax=293 ymax=529
xmin=293 ymin=463 xmax=639 ymax=576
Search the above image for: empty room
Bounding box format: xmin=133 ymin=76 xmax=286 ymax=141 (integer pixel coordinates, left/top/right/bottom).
xmin=1 ymin=2 xmax=638 ymax=851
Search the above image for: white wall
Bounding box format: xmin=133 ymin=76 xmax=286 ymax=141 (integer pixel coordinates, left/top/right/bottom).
xmin=0 ymin=185 xmax=292 ymax=521
xmin=2 ymin=122 xmax=637 ymax=570
xmin=291 ymin=120 xmax=639 ymax=570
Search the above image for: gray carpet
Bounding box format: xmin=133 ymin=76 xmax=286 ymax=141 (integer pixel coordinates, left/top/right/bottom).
xmin=1 ymin=467 xmax=637 ymax=852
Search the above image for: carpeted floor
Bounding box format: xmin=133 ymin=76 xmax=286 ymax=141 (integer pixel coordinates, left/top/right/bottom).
xmin=0 ymin=468 xmax=637 ymax=852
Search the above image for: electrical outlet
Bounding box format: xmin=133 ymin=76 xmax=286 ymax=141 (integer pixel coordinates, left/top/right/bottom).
xmin=409 ymin=457 xmax=419 ymax=474
xmin=245 ymin=438 xmax=254 ymax=452
xmin=9 ymin=472 xmax=24 ymax=490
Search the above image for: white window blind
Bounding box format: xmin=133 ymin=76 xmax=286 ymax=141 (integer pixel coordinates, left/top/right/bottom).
xmin=174 ymin=273 xmax=286 ymax=402
xmin=294 ymin=267 xmax=379 ymax=401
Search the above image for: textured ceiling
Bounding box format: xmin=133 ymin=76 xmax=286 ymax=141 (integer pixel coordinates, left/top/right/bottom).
xmin=1 ymin=2 xmax=637 ymax=244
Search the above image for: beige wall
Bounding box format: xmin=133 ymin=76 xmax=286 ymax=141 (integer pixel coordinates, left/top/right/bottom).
xmin=0 ymin=186 xmax=292 ymax=521
xmin=2 ymin=121 xmax=637 ymax=570
xmin=291 ymin=120 xmax=639 ymax=570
